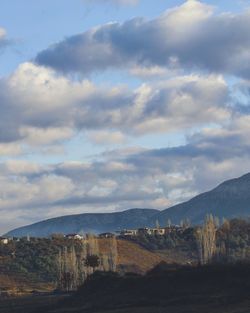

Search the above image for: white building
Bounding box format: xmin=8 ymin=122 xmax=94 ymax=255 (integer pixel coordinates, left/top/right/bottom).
xmin=65 ymin=234 xmax=84 ymax=240
xmin=0 ymin=237 xmax=9 ymax=244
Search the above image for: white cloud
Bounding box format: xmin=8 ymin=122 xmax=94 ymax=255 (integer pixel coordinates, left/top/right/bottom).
xmin=0 ymin=62 xmax=230 ymax=150
xmin=0 ymin=143 xmax=22 ymax=156
xmin=87 ymin=130 xmax=127 ymax=145
xmin=19 ymin=127 xmax=74 ymax=146
xmin=36 ymin=1 xmax=250 ymax=79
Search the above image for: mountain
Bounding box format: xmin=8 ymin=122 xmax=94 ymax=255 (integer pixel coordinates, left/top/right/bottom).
xmin=6 ymin=208 xmax=158 ymax=237
xmin=155 ymin=172 xmax=250 ymax=225
xmin=6 ymin=172 xmax=250 ymax=237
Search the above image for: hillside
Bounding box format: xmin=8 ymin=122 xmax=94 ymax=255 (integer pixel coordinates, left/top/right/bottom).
xmin=0 ymin=238 xmax=166 ymax=296
xmin=101 ymin=239 xmax=165 ymax=274
xmin=6 ymin=209 xmax=158 ymax=237
xmin=156 ymin=172 xmax=250 ymax=225
xmin=6 ymin=172 xmax=250 ymax=237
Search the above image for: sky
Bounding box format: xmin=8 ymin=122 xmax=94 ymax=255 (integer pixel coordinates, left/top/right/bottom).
xmin=1 ymin=0 xmax=250 ymax=233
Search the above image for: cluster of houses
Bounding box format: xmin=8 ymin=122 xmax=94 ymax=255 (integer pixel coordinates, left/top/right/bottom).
xmin=0 ymin=236 xmax=22 ymax=245
xmin=119 ymin=225 xmax=184 ymax=237
xmin=0 ymin=225 xmax=185 ymax=244
xmin=65 ymin=226 xmax=185 ymax=240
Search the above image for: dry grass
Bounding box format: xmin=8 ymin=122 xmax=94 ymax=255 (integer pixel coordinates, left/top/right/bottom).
xmin=98 ymin=239 xmax=166 ymax=274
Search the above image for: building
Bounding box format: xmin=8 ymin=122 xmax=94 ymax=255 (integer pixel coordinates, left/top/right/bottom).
xmin=119 ymin=225 xmax=185 ymax=237
xmin=120 ymin=229 xmax=138 ymax=236
xmin=151 ymin=228 xmax=166 ymax=236
xmin=137 ymin=228 xmax=153 ymax=235
xmin=137 ymin=227 xmax=166 ymax=236
xmin=0 ymin=237 xmax=9 ymax=244
xmin=120 ymin=227 xmax=165 ymax=236
xmin=65 ymin=234 xmax=84 ymax=240
xmin=99 ymin=233 xmax=115 ymax=238
xmin=164 ymin=225 xmax=184 ymax=234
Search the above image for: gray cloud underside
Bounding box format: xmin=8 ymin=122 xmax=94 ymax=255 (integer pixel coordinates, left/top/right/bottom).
xmin=36 ymin=1 xmax=250 ymax=78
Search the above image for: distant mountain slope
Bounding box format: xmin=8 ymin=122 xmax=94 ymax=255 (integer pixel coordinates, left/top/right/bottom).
xmin=155 ymin=172 xmax=250 ymax=225
xmin=6 ymin=173 xmax=250 ymax=237
xmin=6 ymin=208 xmax=158 ymax=237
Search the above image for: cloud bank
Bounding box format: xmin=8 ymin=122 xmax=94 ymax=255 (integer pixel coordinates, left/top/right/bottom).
xmin=36 ymin=1 xmax=250 ymax=78
xmin=2 ymin=116 xmax=250 ymax=233
xmin=0 ymin=62 xmax=230 ymax=152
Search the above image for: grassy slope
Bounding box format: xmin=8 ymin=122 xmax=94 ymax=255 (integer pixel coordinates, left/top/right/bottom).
xmin=0 ymin=239 xmax=167 ymax=295
xmin=116 ymin=239 xmax=165 ymax=273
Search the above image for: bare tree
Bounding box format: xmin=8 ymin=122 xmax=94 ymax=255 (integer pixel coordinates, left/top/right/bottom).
xmin=196 ymin=215 xmax=217 ymax=264
xmin=167 ymin=219 xmax=171 ymax=227
xmin=108 ymin=236 xmax=118 ymax=272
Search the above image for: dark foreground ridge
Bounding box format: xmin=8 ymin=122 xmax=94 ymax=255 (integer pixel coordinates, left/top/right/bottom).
xmin=1 ymin=262 xmax=250 ymax=313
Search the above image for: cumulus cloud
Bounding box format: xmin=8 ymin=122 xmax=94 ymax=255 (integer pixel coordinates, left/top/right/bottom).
xmin=2 ymin=112 xmax=250 ymax=233
xmin=0 ymin=62 xmax=230 ymax=151
xmin=36 ymin=1 xmax=250 ymax=78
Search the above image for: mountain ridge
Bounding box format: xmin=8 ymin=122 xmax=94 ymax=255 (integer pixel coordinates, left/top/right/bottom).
xmin=6 ymin=208 xmax=159 ymax=237
xmin=155 ymin=172 xmax=250 ymax=225
xmin=6 ymin=172 xmax=250 ymax=237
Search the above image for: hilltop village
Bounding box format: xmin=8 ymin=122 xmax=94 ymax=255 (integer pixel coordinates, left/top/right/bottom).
xmin=0 ymin=224 xmax=186 ymax=244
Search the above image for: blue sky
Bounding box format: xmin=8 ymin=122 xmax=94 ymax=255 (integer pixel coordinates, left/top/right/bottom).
xmin=1 ymin=0 xmax=250 ymax=233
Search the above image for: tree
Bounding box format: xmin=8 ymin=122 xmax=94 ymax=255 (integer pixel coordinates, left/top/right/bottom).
xmin=108 ymin=237 xmax=118 ymax=272
xmin=51 ymin=233 xmax=64 ymax=240
xmin=166 ymin=219 xmax=171 ymax=227
xmin=196 ymin=215 xmax=217 ymax=264
xmin=155 ymin=219 xmax=160 ymax=229
xmin=84 ymin=254 xmax=100 ymax=271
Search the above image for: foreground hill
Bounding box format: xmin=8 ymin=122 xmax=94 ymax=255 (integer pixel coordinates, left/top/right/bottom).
xmin=2 ymin=263 xmax=250 ymax=313
xmin=6 ymin=172 xmax=250 ymax=237
xmin=6 ymin=209 xmax=158 ymax=237
xmin=64 ymin=263 xmax=250 ymax=313
xmin=156 ymin=172 xmax=250 ymax=225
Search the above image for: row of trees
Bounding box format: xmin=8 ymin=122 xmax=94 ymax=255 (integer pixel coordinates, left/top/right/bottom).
xmin=57 ymin=236 xmax=118 ymax=291
xmin=196 ymin=215 xmax=250 ymax=264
